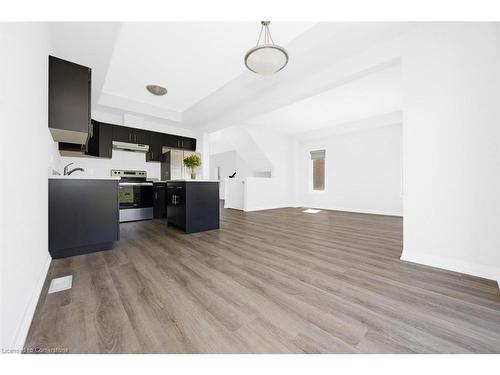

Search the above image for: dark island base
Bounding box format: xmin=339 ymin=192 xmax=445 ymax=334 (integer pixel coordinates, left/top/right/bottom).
xmin=166 ymin=181 xmax=220 ymax=234
xmin=167 ymin=220 xmax=219 ymax=234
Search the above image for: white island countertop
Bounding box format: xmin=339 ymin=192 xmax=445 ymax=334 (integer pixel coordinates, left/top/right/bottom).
xmin=49 ymin=175 xmax=121 ymax=180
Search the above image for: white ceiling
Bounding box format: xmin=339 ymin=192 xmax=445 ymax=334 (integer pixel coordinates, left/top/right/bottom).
xmin=244 ymin=64 xmax=402 ymax=134
xmin=101 ymin=22 xmax=315 ymax=116
xmin=48 ymin=22 xmax=412 ymax=131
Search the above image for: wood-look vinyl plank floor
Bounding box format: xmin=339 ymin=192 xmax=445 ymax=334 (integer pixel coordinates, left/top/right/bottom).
xmin=25 ymin=206 xmax=500 ymax=353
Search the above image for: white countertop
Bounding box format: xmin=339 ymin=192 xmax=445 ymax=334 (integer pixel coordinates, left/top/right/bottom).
xmin=165 ymin=179 xmax=220 ymax=182
xmin=49 ymin=175 xmax=121 ymax=180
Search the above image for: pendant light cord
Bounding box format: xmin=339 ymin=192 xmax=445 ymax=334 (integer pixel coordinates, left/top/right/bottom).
xmin=256 ymin=21 xmax=275 ymax=46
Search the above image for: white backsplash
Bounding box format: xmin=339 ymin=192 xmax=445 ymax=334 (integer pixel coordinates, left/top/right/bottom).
xmin=56 ymin=149 xmax=161 ymax=179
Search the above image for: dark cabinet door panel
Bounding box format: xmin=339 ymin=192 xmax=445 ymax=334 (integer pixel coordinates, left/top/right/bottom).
xmin=179 ymin=137 xmax=196 ymax=151
xmin=166 ymin=182 xmax=219 ymax=233
xmin=113 ymin=125 xmax=133 ymax=143
xmin=185 ymin=182 xmax=219 ymax=233
xmin=99 ymin=122 xmax=113 ymax=158
xmin=48 ymin=55 xmax=91 ymax=144
xmin=49 ymin=179 xmax=119 ymax=258
xmin=147 ymin=132 xmax=168 ymax=162
xmin=86 ymin=120 xmax=113 ymax=158
xmin=153 ymin=183 xmax=166 ymax=218
xmin=133 ymin=129 xmax=150 ymax=145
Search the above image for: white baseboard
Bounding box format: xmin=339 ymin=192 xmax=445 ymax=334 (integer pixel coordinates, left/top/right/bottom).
xmin=297 ymin=204 xmax=402 ymax=217
xmin=11 ymin=253 xmax=51 ymax=351
xmin=401 ymin=250 xmax=500 ymax=288
xmin=242 ymin=203 xmax=402 ymax=216
xmin=244 ymin=203 xmax=294 ymax=212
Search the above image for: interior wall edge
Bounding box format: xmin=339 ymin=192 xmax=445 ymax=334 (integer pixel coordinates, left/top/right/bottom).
xmin=400 ymin=250 xmax=500 ymax=288
xmin=11 ymin=253 xmax=52 ymax=350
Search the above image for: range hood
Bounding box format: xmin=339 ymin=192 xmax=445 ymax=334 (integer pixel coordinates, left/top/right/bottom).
xmin=112 ymin=141 xmax=149 ymax=152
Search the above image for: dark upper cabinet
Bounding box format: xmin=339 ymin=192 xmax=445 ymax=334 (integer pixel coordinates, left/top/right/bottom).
xmin=147 ymin=132 xmax=167 ymax=162
xmin=112 ymin=125 xmax=131 ymax=143
xmin=108 ymin=123 xmax=197 ymax=162
xmin=163 ymin=136 xmax=196 ymax=150
xmin=49 ymin=56 xmax=91 ymax=144
xmin=180 ymin=137 xmax=196 ymax=151
xmin=164 ymin=134 xmax=180 ymax=148
xmin=112 ymin=125 xmax=150 ymax=145
xmin=134 ymin=128 xmax=149 ymax=145
xmin=86 ymin=120 xmax=113 ymax=158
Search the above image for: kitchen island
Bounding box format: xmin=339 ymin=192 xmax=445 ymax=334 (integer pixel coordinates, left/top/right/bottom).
xmin=166 ymin=180 xmax=220 ymax=233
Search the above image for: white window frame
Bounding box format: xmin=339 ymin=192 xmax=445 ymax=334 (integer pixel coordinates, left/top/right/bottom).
xmin=309 ymin=149 xmax=326 ymax=193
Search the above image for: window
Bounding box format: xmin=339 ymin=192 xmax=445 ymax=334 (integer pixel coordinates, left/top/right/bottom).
xmin=310 ymin=150 xmax=326 ymax=191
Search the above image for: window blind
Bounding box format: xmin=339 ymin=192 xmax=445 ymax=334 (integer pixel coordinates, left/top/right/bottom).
xmin=310 ymin=150 xmax=326 ymax=160
xmin=310 ymin=150 xmax=325 ymax=191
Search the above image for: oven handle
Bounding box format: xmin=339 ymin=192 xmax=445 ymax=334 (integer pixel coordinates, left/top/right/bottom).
xmin=119 ymin=182 xmax=153 ymax=186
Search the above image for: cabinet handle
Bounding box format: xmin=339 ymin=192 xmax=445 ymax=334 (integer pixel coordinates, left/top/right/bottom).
xmin=155 ymin=192 xmax=158 ymax=200
xmin=134 ymin=134 xmax=137 ymax=142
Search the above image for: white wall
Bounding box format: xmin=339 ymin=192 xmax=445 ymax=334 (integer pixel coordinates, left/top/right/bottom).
xmin=210 ymin=151 xmax=236 ymax=198
xmin=209 ymin=150 xmax=255 ymax=198
xmin=400 ymin=23 xmax=500 ymax=281
xmin=208 ymin=124 xmax=296 ymax=211
xmin=208 ymin=126 xmax=272 ymax=173
xmin=224 ymin=178 xmax=245 ymax=209
xmin=244 ymin=125 xmax=296 ymax=210
xmin=0 ymin=23 xmax=59 ymax=350
xmin=297 ymin=123 xmax=403 ymax=216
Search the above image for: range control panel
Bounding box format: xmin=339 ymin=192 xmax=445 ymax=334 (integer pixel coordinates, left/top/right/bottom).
xmin=111 ymin=170 xmax=147 ymax=178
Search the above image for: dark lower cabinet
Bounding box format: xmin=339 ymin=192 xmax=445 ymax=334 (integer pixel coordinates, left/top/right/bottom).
xmin=153 ymin=182 xmax=166 ymax=218
xmin=49 ymin=179 xmax=119 ymax=258
xmin=166 ymin=183 xmax=185 ymax=228
xmin=166 ymin=181 xmax=219 ymax=233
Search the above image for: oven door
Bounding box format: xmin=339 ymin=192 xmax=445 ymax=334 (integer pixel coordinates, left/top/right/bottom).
xmin=119 ymin=182 xmax=153 ymax=209
xmin=118 ymin=182 xmax=154 ymax=222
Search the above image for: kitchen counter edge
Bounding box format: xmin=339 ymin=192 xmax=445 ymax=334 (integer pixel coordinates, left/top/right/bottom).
xmin=49 ymin=176 xmax=121 ymax=180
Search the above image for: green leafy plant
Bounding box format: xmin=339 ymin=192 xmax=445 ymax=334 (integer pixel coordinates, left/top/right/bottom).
xmin=183 ymin=154 xmax=202 ymax=179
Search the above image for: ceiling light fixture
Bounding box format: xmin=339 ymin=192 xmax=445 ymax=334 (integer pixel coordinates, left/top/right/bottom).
xmin=146 ymin=84 xmax=168 ymax=96
xmin=245 ymin=21 xmax=289 ymax=75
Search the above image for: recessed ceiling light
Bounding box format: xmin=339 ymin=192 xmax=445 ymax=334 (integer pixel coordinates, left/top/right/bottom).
xmin=146 ymin=84 xmax=167 ymax=96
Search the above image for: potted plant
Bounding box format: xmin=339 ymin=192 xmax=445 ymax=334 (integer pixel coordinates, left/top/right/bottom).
xmin=183 ymin=154 xmax=202 ymax=180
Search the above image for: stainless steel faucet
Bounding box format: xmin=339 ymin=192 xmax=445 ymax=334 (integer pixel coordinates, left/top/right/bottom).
xmin=63 ymin=162 xmax=85 ymax=176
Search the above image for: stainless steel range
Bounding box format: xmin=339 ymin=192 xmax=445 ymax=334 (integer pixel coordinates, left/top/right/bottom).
xmin=111 ymin=169 xmax=153 ymax=222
